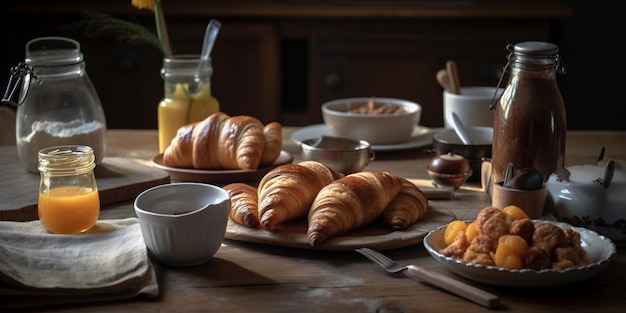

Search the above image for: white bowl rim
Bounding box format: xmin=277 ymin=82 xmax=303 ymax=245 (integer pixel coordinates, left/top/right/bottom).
xmin=134 ymin=182 xmax=229 ymax=218
xmin=322 ymin=97 xmax=421 ymax=117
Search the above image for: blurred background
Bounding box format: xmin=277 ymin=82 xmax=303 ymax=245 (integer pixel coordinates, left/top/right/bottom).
xmin=1 ymin=0 xmax=622 ymax=130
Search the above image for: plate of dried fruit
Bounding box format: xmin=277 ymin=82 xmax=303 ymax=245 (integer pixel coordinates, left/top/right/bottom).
xmin=424 ymin=219 xmax=616 ymax=287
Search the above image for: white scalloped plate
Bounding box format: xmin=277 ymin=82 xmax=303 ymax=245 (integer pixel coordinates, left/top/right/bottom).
xmin=423 ymin=220 xmax=616 ymax=287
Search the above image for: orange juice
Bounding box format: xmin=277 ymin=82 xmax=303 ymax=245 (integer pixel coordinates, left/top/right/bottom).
xmin=38 ymin=186 xmax=100 ymax=234
xmin=158 ymin=83 xmax=220 ymax=152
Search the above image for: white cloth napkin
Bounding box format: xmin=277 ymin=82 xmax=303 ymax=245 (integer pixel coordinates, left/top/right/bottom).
xmin=0 ymin=217 xmax=159 ymax=309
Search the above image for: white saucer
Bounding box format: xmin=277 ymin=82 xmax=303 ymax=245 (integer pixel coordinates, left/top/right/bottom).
xmin=291 ymin=124 xmax=440 ymax=152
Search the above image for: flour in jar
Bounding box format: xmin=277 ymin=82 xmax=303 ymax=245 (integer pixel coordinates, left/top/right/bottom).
xmin=17 ymin=120 xmax=106 ymax=172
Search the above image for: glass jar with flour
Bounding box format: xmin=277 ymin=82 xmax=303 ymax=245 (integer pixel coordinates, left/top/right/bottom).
xmin=4 ymin=36 xmax=107 ymax=172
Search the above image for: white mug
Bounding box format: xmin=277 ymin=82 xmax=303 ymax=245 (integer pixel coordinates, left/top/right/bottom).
xmin=443 ymin=87 xmax=503 ymax=129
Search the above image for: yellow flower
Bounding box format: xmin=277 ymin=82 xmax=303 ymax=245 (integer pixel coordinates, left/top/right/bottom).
xmin=132 ymin=0 xmax=157 ymax=11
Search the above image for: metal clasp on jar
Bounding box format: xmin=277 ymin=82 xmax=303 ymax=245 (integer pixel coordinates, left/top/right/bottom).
xmin=489 ymin=43 xmax=567 ymax=110
xmin=1 ymin=62 xmax=34 ymax=108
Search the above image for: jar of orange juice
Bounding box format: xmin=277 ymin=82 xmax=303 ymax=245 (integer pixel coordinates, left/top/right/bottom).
xmin=37 ymin=145 xmax=100 ymax=234
xmin=158 ymin=55 xmax=220 ymax=152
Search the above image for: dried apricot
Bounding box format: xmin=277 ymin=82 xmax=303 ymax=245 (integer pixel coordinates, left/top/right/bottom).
xmin=444 ymin=220 xmax=467 ymax=246
xmin=465 ymin=222 xmax=479 ymax=244
xmin=493 ymin=234 xmax=529 ymax=269
xmin=502 ymin=205 xmax=529 ymax=220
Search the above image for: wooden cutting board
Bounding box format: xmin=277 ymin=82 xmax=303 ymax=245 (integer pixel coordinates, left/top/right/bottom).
xmin=0 ymin=146 xmax=170 ymax=221
xmin=225 ymin=206 xmax=456 ymax=251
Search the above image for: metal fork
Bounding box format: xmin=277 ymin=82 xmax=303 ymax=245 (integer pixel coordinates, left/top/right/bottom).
xmin=355 ymin=248 xmax=501 ymax=309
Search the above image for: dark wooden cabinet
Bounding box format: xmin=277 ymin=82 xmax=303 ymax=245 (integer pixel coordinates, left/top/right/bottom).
xmin=4 ymin=0 xmax=571 ymax=129
xmin=307 ymin=19 xmax=553 ymax=127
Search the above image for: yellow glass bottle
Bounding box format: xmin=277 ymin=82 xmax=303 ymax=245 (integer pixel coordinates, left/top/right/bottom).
xmin=158 ymin=55 xmax=220 ymax=152
xmin=37 ymin=145 xmax=100 ymax=234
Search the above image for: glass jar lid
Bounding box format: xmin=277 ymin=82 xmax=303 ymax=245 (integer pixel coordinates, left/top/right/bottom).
xmin=510 ymin=41 xmax=559 ymax=56
xmin=25 ymin=36 xmax=83 ymax=67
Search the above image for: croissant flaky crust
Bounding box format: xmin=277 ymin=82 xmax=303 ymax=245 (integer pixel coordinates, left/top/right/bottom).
xmin=257 ymin=161 xmax=344 ymax=230
xmin=307 ymin=171 xmax=404 ymax=246
xmin=162 ymin=112 xmax=282 ymax=170
xmin=381 ymin=177 xmax=429 ymax=230
xmin=223 ymin=183 xmax=259 ymax=227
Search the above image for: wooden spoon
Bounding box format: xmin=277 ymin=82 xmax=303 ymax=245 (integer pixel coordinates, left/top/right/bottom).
xmin=436 ymin=69 xmax=453 ymax=93
xmin=446 ymin=60 xmax=461 ymax=94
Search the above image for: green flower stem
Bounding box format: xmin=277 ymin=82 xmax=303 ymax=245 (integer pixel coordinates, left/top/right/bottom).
xmin=154 ymin=1 xmax=172 ymax=57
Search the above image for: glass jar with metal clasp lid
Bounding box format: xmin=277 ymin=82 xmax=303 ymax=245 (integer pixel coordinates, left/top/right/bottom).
xmin=2 ymin=36 xmax=107 ymax=173
xmin=490 ymin=41 xmax=567 ymax=186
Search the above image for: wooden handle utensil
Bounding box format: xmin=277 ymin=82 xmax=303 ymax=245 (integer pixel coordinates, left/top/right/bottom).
xmin=446 ymin=60 xmax=461 ymax=94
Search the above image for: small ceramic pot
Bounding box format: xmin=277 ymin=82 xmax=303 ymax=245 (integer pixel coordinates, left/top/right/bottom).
xmin=427 ymin=152 xmax=472 ymax=190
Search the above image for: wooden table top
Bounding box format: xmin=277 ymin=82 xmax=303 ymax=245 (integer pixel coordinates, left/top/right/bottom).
xmin=6 ymin=128 xmax=626 ymax=312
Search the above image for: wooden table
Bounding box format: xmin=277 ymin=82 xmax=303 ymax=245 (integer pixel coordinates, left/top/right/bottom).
xmin=9 ymin=129 xmax=626 ymax=312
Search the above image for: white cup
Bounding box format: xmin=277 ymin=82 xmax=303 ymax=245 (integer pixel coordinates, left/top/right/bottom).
xmin=443 ymin=86 xmax=503 ymax=129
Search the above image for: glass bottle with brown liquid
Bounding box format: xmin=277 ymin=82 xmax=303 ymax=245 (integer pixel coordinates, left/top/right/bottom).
xmin=491 ymin=41 xmax=567 ymax=185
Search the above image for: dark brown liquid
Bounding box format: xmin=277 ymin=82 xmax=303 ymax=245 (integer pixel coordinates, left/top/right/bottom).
xmin=492 ymin=69 xmax=567 ymax=184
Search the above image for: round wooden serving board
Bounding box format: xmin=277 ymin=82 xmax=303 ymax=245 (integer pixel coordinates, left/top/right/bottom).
xmin=225 ymin=206 xmax=456 ymax=251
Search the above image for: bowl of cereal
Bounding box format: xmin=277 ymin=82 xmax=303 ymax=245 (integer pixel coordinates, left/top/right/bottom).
xmin=321 ymin=97 xmax=422 ymax=145
xmin=423 ymin=206 xmax=616 ymax=287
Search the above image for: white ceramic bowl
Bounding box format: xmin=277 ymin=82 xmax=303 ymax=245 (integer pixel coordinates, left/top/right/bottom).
xmin=321 ymin=97 xmax=422 ymax=145
xmin=134 ymin=182 xmax=230 ymax=267
xmin=546 ymin=160 xmax=626 ymax=241
xmin=424 ymin=220 xmax=615 ymax=287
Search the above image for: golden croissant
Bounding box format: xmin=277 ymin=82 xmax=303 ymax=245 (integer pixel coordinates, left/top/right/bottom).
xmin=223 ymin=183 xmax=259 ymax=227
xmin=162 ymin=112 xmax=282 ymax=170
xmin=257 ymin=161 xmax=344 ymax=230
xmin=307 ymin=171 xmax=404 ymax=246
xmin=259 ymin=122 xmax=282 ymax=166
xmin=381 ymin=177 xmax=429 ymax=230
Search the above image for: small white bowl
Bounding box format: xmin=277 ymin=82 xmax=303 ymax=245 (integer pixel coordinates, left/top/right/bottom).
xmin=322 ymin=97 xmax=422 ymax=145
xmin=134 ymin=182 xmax=230 ymax=267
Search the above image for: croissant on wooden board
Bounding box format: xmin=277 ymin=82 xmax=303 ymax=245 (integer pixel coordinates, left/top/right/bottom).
xmin=257 ymin=161 xmax=344 ymax=230
xmin=162 ymin=112 xmax=282 ymax=170
xmin=223 ymin=183 xmax=259 ymax=227
xmin=307 ymin=171 xmax=404 ymax=246
xmin=381 ymin=177 xmax=429 ymax=230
